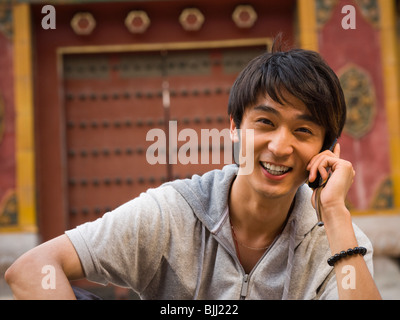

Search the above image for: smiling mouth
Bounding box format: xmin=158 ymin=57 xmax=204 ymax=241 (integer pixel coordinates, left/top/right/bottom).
xmin=260 ymin=162 xmax=292 ymax=176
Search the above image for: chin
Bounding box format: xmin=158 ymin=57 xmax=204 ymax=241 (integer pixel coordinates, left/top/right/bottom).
xmin=255 ymin=168 xmax=304 ymax=199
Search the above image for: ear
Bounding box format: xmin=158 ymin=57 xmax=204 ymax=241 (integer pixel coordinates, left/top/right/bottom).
xmin=229 ymin=116 xmax=239 ymax=143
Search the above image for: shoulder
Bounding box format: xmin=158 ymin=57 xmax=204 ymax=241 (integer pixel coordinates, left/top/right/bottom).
xmin=161 ymin=165 xmax=239 ymax=229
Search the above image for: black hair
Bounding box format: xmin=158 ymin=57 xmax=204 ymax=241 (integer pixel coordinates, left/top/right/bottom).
xmin=228 ymin=37 xmax=346 ymax=150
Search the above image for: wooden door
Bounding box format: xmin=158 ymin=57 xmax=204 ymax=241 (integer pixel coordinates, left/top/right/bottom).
xmin=62 ymin=45 xmax=265 ymax=229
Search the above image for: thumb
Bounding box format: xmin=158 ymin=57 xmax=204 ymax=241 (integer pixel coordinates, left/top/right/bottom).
xmin=311 ymin=189 xmax=316 ymax=209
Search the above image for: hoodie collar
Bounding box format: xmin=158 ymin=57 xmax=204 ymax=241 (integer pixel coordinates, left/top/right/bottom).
xmin=166 ymin=164 xmax=319 ymax=247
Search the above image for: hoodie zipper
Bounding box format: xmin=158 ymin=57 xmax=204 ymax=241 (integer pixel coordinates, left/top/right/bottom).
xmin=240 ymin=274 xmax=249 ymax=299
xmin=211 ymin=210 xmax=282 ymax=300
xmin=213 ymin=236 xmax=251 ymax=299
xmin=236 ymin=233 xmax=282 ymax=300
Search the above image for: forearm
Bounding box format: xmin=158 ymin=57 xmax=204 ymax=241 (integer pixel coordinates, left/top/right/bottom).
xmin=5 ymin=235 xmax=83 ymax=300
xmin=323 ymin=205 xmax=381 ymax=300
xmin=6 ymin=257 xmax=77 ymax=300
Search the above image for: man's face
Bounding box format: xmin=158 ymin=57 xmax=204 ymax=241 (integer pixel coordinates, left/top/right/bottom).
xmin=231 ymin=93 xmax=325 ymax=199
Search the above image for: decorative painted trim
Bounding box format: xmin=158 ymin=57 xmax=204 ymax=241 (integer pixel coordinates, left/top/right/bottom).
xmin=232 ymin=5 xmax=257 ymax=29
xmin=125 ymin=10 xmax=150 ymax=34
xmin=179 ymin=8 xmax=204 ymax=31
xmin=379 ymin=0 xmax=400 ymax=209
xmin=12 ymin=4 xmax=37 ymax=232
xmin=316 ymin=0 xmax=338 ymax=29
xmin=370 ymin=176 xmax=394 ymax=209
xmin=355 ymin=0 xmax=380 ymax=29
xmin=338 ymin=64 xmax=376 ymax=139
xmin=297 ymin=0 xmax=319 ymax=51
xmin=70 ymin=12 xmax=96 ymax=35
xmin=56 ymin=37 xmax=272 ymax=55
xmin=0 ymin=1 xmax=13 ymax=39
xmin=0 ymin=189 xmax=17 ymax=228
xmin=315 ymin=0 xmax=380 ymax=30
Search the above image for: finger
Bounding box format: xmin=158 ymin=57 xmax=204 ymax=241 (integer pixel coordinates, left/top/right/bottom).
xmin=307 ymin=153 xmax=322 ymax=173
xmin=308 ymin=163 xmax=325 ymax=184
xmin=307 ymin=147 xmax=337 ymax=171
xmin=308 ymin=154 xmax=336 ymax=183
xmin=307 ymin=155 xmax=323 ymax=182
xmin=316 ymin=158 xmax=332 ymax=182
xmin=333 ymin=142 xmax=340 ymax=158
xmin=311 ymin=189 xmax=316 ymax=208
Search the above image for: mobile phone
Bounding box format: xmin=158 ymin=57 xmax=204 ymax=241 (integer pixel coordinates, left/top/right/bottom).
xmin=308 ymin=138 xmax=338 ymax=189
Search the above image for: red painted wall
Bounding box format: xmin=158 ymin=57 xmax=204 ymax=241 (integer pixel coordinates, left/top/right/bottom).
xmin=0 ymin=31 xmax=16 ymax=217
xmin=319 ymin=0 xmax=390 ymax=210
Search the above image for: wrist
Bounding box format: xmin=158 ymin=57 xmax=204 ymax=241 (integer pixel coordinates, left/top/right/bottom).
xmin=321 ymin=205 xmax=359 ymax=255
xmin=321 ymin=203 xmax=351 ymax=228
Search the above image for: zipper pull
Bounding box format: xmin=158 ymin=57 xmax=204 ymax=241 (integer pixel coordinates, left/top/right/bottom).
xmin=240 ymin=274 xmax=249 ymax=299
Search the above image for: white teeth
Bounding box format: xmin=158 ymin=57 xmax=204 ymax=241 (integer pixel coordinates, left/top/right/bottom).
xmin=261 ymin=162 xmax=291 ymax=175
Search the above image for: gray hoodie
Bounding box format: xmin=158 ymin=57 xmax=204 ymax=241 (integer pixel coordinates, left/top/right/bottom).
xmin=65 ymin=164 xmax=373 ymax=299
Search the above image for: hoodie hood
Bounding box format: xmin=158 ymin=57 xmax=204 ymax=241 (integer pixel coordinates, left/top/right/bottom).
xmin=165 ymin=164 xmax=238 ymax=232
xmin=165 ymin=165 xmax=323 ymax=299
xmin=165 ymin=164 xmax=319 ymax=246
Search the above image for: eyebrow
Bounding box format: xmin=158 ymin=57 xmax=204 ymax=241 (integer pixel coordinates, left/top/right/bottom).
xmin=253 ymin=104 xmax=319 ymax=125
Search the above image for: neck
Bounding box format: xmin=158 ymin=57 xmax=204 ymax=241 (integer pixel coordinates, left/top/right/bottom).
xmin=228 ymin=177 xmax=296 ymax=243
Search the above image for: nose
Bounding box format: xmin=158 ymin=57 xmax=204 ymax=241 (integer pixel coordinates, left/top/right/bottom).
xmin=267 ymin=129 xmax=294 ymax=158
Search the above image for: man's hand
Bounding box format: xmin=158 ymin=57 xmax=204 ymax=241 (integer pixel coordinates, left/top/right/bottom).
xmin=307 ymin=143 xmax=381 ymax=299
xmin=307 ymin=143 xmax=355 ymax=221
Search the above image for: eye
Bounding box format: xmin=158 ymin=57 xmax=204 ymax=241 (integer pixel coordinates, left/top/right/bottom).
xmin=257 ymin=118 xmax=274 ymax=126
xmin=295 ymin=127 xmax=313 ymax=135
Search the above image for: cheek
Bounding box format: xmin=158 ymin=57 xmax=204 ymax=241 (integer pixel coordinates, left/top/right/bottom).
xmin=298 ymin=150 xmax=318 ymax=173
xmin=238 ymin=129 xmax=257 ymax=153
xmin=247 ymin=133 xmax=264 ymax=154
xmin=296 ymin=159 xmax=311 ymax=184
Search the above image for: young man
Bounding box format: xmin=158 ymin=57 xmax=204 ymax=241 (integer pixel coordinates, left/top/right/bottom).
xmin=5 ymin=44 xmax=381 ymax=299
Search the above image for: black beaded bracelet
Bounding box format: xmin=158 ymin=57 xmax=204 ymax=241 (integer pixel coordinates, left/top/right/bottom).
xmin=327 ymin=246 xmax=367 ymax=266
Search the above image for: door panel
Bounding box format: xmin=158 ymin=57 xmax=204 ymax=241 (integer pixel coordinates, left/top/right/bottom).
xmin=62 ymin=46 xmax=265 ymax=229
xmin=64 ymin=52 xmax=166 ymax=228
